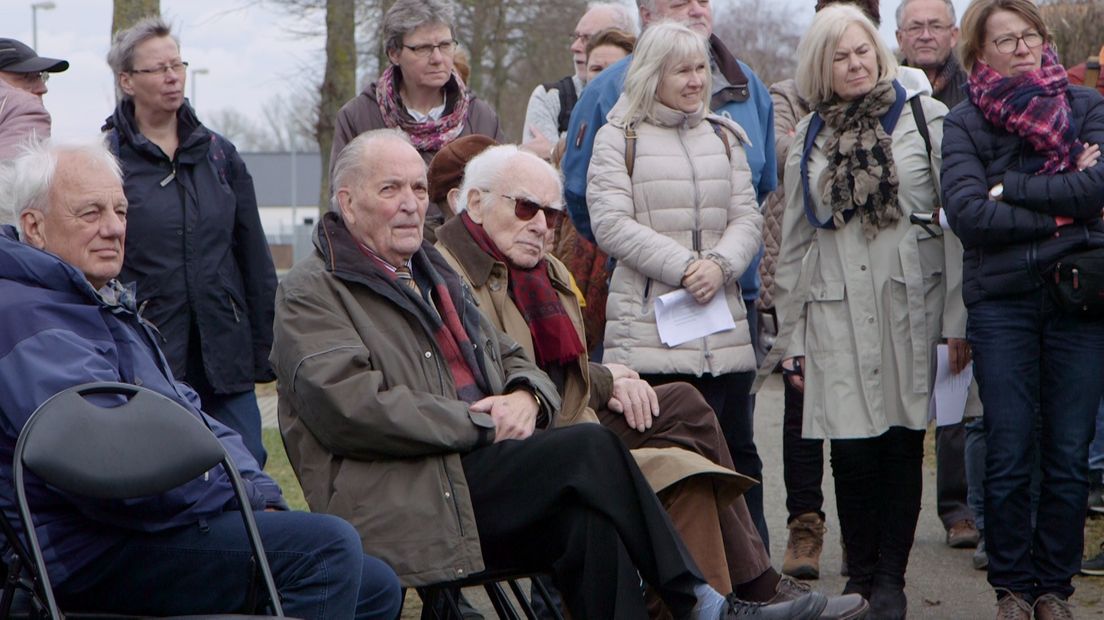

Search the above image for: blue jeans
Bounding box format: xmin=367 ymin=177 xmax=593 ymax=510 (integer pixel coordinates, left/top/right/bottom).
xmin=1090 ymin=399 xmax=1104 ymax=484
xmin=965 ymin=417 xmax=1043 ymax=536
xmin=200 ymin=388 xmax=268 ymax=467
xmin=56 ymin=511 xmax=402 ymax=619
xmin=968 ymin=291 xmax=1104 ymax=599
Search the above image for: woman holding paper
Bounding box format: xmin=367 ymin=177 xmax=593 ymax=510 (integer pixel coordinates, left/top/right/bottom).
xmin=770 ymin=6 xmax=965 ymax=617
xmin=586 ymin=22 xmax=764 ymax=516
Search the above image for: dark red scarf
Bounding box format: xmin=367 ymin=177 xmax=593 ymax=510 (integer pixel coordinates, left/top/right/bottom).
xmin=968 ymin=46 xmax=1082 ymax=174
xmin=357 ymin=244 xmax=487 ymax=404
xmin=461 ymin=212 xmax=585 ymax=366
xmin=376 ymin=64 xmax=472 ymax=153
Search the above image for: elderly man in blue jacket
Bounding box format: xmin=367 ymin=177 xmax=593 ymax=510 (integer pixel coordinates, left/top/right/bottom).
xmin=0 ymin=140 xmax=401 ymax=620
xmin=561 ymin=0 xmax=776 ymax=547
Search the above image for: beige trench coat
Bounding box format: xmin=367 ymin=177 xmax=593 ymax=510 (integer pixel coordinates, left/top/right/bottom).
xmin=771 ymin=92 xmax=966 ymax=439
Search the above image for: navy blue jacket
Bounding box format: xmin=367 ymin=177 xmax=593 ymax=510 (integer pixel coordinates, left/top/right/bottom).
xmin=0 ymin=233 xmax=284 ymax=587
xmin=941 ymin=86 xmax=1104 ymax=305
xmin=103 ymin=101 xmax=277 ymax=394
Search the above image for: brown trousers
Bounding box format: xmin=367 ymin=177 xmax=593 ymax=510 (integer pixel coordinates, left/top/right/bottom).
xmin=597 ymin=381 xmax=772 ymax=592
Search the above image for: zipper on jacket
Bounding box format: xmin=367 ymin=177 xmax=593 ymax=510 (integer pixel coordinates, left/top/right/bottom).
xmin=677 ymin=121 xmax=704 ymax=253
xmin=229 ymin=296 xmax=241 ymax=323
xmin=643 ymin=278 xmax=652 ymax=303
xmin=159 ymin=163 xmax=177 ymax=187
xmin=442 ymin=460 xmax=466 ymax=537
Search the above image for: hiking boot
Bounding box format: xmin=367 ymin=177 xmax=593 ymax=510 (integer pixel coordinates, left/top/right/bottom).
xmin=1081 ymin=544 xmax=1104 ymax=576
xmin=973 ymin=538 xmax=989 ymax=571
xmin=868 ymin=582 xmax=906 ymax=620
xmin=722 ymin=591 xmax=827 ymax=619
xmin=783 ymin=513 xmax=826 ymax=579
xmin=946 ymin=518 xmax=980 ymax=549
xmin=994 ymin=591 xmax=1031 ymax=620
xmin=1032 ymin=593 xmax=1074 ymax=620
xmin=769 ymin=576 xmax=869 ymax=619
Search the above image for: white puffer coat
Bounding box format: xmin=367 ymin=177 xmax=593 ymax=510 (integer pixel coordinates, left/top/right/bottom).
xmin=587 ymin=95 xmax=763 ymax=376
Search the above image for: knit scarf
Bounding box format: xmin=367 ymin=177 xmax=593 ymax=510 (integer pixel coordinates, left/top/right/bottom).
xmin=816 ymin=80 xmax=901 ymax=238
xmin=967 ymin=46 xmax=1081 ymax=175
xmin=461 ymin=212 xmax=585 ymax=367
xmin=375 ymin=64 xmax=472 ymax=153
xmin=357 ymin=244 xmax=488 ymax=404
xmin=930 ymin=58 xmax=963 ymax=100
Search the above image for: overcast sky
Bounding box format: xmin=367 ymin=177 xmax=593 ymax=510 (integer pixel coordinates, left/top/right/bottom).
xmin=1 ymin=0 xmax=973 ymax=145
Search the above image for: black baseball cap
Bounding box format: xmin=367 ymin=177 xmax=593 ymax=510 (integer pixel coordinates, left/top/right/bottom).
xmin=0 ymin=38 xmax=69 ymax=73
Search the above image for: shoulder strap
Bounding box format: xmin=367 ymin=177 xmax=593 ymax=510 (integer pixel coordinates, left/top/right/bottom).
xmin=705 ymin=118 xmax=732 ymax=162
xmin=910 ymin=96 xmax=932 ymax=164
xmin=623 ymin=125 xmax=638 ymax=177
xmin=543 ymin=76 xmax=578 ymax=135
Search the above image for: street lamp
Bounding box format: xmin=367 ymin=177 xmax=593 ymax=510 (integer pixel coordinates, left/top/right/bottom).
xmin=189 ymin=67 xmax=209 ymax=110
xmin=30 ymin=1 xmax=56 ymax=51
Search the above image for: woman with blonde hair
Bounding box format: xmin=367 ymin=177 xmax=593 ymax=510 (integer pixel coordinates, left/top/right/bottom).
xmin=941 ymin=0 xmax=1104 ymax=616
xmin=587 ymin=21 xmax=766 ymax=562
xmin=771 ymin=5 xmax=964 ymax=617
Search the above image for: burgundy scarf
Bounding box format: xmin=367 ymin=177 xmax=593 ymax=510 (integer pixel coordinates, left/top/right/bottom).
xmin=376 ymin=64 xmax=472 ymax=153
xmin=357 ymin=244 xmax=487 ymax=404
xmin=968 ymin=46 xmax=1082 ymax=174
xmin=461 ymin=213 xmax=585 ymax=366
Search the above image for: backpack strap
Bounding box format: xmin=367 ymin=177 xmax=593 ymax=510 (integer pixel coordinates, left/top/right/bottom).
xmin=623 ymin=125 xmax=638 ymax=177
xmin=705 ymin=117 xmax=732 ymax=163
xmin=800 ymin=80 xmax=908 ymax=230
xmin=543 ymin=76 xmax=578 ymax=135
xmin=909 ymin=95 xmax=941 ymax=209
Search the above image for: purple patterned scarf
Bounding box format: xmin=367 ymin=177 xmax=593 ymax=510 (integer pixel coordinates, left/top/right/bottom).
xmin=376 ymin=64 xmax=472 ymax=153
xmin=968 ymin=46 xmax=1082 ymax=174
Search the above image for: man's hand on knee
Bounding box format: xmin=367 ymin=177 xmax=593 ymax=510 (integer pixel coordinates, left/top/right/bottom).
xmin=470 ymin=391 xmax=538 ymax=442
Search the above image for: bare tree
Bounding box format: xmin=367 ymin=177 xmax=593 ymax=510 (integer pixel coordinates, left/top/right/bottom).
xmin=112 ymin=0 xmax=160 ymax=37
xmin=315 ymin=0 xmax=357 ymax=212
xmin=206 ymin=94 xmax=319 ymax=152
xmin=1040 ymin=0 xmax=1104 ymax=67
xmin=712 ymin=0 xmax=805 ymax=87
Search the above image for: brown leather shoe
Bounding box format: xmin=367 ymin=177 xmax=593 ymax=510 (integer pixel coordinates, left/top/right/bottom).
xmin=783 ymin=513 xmax=826 ymax=579
xmin=994 ymin=591 xmax=1032 ymax=620
xmin=947 ymin=518 xmax=981 ymax=549
xmin=1033 ymin=593 xmax=1075 ymax=620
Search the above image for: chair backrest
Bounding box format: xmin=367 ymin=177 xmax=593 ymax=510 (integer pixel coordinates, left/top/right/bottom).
xmin=12 ymin=382 xmax=284 ymax=619
xmin=17 ymin=383 xmax=225 ymax=500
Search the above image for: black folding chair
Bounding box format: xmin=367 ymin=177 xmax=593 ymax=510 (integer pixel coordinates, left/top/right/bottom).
xmin=416 ymin=569 xmax=564 ymax=620
xmin=11 ymin=382 xmax=285 ymax=619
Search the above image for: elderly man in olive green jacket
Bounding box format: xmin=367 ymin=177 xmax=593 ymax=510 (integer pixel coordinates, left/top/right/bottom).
xmin=270 ymin=129 xmax=834 ymax=620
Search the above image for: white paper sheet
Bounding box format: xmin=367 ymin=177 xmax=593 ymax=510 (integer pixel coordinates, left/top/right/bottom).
xmin=654 ymin=289 xmax=736 ymax=348
xmin=932 ymin=343 xmax=973 ymax=427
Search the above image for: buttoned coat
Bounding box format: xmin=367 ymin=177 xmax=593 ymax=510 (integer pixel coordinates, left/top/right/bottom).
xmin=772 ymin=91 xmax=966 ymax=439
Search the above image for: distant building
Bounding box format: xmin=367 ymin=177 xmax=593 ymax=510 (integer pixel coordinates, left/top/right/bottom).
xmin=240 ymin=151 xmax=323 ymax=269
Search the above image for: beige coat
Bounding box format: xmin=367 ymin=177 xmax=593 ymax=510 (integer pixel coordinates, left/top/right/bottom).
xmin=435 ymin=217 xmax=753 ymax=501
xmin=772 ymin=92 xmax=966 ymax=439
xmin=587 ymin=96 xmax=763 ymax=376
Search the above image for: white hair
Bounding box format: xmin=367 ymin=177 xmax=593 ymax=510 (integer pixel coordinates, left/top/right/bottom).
xmin=620 ymin=21 xmax=711 ymax=126
xmin=895 ymin=0 xmax=956 ymax=28
xmin=455 ymin=145 xmax=563 ymax=213
xmin=330 ymin=128 xmax=412 ymax=211
xmin=0 ymin=138 xmax=122 ymax=227
xmin=588 ymin=2 xmax=639 ymax=34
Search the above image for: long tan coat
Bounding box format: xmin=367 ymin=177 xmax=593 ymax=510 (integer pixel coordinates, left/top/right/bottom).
xmin=270 ymin=214 xmax=560 ymax=586
xmin=772 ymin=92 xmax=966 ymax=440
xmin=587 ymin=96 xmax=763 ymax=376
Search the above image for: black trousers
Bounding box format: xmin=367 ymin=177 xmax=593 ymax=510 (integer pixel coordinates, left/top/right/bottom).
xmin=830 ymin=427 xmax=924 ymax=595
xmin=462 ymin=424 xmax=704 ymax=619
xmin=935 ymin=421 xmax=974 ymax=528
xmin=782 ymin=378 xmax=825 ymax=522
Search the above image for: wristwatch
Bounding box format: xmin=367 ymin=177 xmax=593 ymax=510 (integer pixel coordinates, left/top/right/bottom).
xmin=989 ymin=183 xmax=1004 ymax=201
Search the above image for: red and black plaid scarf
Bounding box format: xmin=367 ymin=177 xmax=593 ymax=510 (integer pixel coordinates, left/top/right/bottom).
xmin=968 ymin=46 xmax=1082 ymax=175
xmin=461 ymin=212 xmax=585 ymax=366
xmin=357 ymin=244 xmax=487 ymax=404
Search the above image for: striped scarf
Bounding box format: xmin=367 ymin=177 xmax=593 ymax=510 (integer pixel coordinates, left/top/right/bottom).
xmin=375 ymin=64 xmax=472 ymax=153
xmin=968 ymin=46 xmax=1082 ymax=175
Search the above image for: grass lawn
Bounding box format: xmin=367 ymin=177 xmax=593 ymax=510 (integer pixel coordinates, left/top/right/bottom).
xmin=262 ymin=428 xmax=306 ymax=511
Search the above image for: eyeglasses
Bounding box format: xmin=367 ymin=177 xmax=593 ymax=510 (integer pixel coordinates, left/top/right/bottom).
xmin=129 ymin=61 xmax=189 ymax=76
xmin=485 ymin=191 xmax=566 ymax=228
xmin=401 ymin=40 xmax=457 ymax=58
xmin=5 ymin=71 xmax=49 ymax=85
xmin=902 ymin=22 xmax=952 ymax=37
xmin=991 ymin=31 xmax=1044 ymax=54
xmin=569 ymin=32 xmax=591 ymax=45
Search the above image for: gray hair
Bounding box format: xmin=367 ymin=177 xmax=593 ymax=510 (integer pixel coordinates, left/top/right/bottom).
xmin=895 ymin=0 xmax=956 ymax=28
xmin=796 ymin=4 xmax=898 ymax=106
xmin=107 ymin=16 xmax=178 ymax=100
xmin=383 ymin=0 xmax=456 ymax=56
xmin=0 ymin=139 xmax=123 ymax=227
xmin=330 ymin=128 xmax=413 ymax=210
xmin=620 ymin=21 xmax=711 ymax=126
xmin=590 ymin=2 xmax=639 ymax=34
xmin=455 ymin=145 xmax=562 ymax=214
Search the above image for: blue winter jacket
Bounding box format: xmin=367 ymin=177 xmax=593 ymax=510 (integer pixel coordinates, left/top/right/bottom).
xmin=0 ymin=232 xmax=285 ymax=587
xmin=941 ymin=86 xmax=1104 ymax=305
xmin=561 ymin=35 xmax=775 ymax=301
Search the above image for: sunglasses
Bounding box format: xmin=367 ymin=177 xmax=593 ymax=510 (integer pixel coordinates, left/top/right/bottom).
xmin=487 ymin=191 xmax=566 ymax=228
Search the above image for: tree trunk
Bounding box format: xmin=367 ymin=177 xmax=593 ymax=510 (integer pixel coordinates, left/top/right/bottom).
xmin=316 ymin=0 xmax=357 ymax=213
xmin=111 ymin=0 xmax=160 ymax=38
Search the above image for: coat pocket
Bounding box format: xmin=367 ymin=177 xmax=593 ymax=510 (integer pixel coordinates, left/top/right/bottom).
xmin=804 ymin=279 xmax=848 ymax=353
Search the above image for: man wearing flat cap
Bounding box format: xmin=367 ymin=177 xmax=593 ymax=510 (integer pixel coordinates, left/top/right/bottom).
xmin=0 ymin=37 xmax=68 ymax=157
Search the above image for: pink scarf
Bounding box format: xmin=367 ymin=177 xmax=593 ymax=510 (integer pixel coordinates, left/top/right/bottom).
xmin=375 ymin=64 xmax=472 ymax=153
